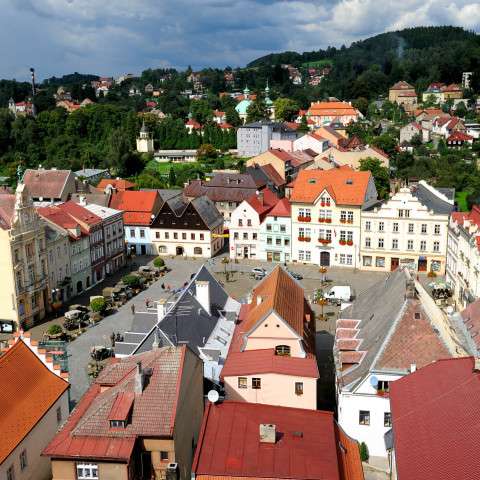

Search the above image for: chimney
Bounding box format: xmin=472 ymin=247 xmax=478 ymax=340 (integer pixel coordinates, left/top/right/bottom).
xmin=410 ymin=363 xmax=417 ymax=373
xmin=157 ymin=299 xmax=167 ymax=321
xmin=79 ymin=195 xmax=87 ymax=206
xmin=195 ymin=281 xmax=211 ymax=315
xmin=256 ymin=295 xmax=263 ymax=306
xmin=257 ymin=191 xmax=264 ymax=205
xmin=259 ymin=424 xmax=276 ymax=443
xmin=135 ymin=361 xmax=144 ymax=394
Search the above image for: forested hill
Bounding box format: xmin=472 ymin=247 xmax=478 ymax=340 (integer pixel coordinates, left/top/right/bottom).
xmin=247 ymin=26 xmax=480 ymax=98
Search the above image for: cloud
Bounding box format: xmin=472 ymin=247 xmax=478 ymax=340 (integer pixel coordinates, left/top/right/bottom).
xmin=0 ymin=0 xmax=478 ymax=79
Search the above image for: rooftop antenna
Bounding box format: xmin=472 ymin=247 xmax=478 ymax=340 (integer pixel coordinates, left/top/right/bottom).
xmin=30 ymin=67 xmax=37 ymax=117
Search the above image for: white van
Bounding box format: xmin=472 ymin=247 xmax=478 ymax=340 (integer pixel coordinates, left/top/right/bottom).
xmin=325 ymin=286 xmax=352 ymax=306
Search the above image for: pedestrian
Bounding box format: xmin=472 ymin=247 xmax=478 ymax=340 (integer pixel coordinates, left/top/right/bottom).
xmin=110 ymin=332 xmax=115 ymax=347
xmin=161 ymin=283 xmax=165 ymax=290
xmin=131 ymin=303 xmax=135 ymax=315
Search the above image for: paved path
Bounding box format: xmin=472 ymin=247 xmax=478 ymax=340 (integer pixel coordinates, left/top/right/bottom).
xmin=67 ymin=257 xmax=203 ymax=402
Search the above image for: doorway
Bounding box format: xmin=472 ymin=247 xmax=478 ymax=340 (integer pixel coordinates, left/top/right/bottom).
xmin=320 ymin=251 xmax=330 ymax=267
xmin=140 ymin=244 xmax=146 ymax=255
xmin=176 ymin=246 xmax=184 ymax=256
xmin=243 ymin=246 xmax=249 ymax=258
xmin=391 ymin=257 xmax=399 ymax=271
xmin=418 ymin=258 xmax=428 ymax=272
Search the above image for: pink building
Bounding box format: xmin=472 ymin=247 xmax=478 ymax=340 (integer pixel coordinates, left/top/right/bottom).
xmin=221 ymin=266 xmax=319 ymax=409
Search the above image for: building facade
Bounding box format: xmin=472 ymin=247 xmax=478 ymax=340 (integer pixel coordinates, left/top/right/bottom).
xmin=289 ymin=167 xmax=377 ymax=268
xmin=258 ymin=198 xmax=292 ymax=263
xmin=360 ymin=182 xmax=454 ymax=273
xmin=0 ymin=185 xmax=49 ymax=330
xmin=45 ymin=225 xmax=72 ymax=303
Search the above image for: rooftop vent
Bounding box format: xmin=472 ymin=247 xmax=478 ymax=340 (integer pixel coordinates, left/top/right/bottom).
xmin=346 ymin=179 xmax=353 ymax=185
xmin=308 ymin=179 xmax=316 ymax=184
xmin=259 ymin=423 xmax=276 ymax=444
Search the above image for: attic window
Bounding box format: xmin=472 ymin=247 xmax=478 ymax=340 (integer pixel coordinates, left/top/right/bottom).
xmin=308 ymin=179 xmax=316 ymax=184
xmin=110 ymin=420 xmax=126 ymax=428
xmin=414 ymin=312 xmax=421 ymax=320
xmin=346 ymin=179 xmax=353 ymax=185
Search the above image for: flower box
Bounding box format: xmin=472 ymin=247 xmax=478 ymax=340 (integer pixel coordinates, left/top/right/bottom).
xmin=376 ymin=390 xmax=389 ymax=397
xmin=297 ymin=215 xmax=304 ymax=222
xmin=339 ymin=240 xmax=346 ymax=245
xmin=347 ymin=219 xmax=354 ymax=224
xmin=304 ymin=237 xmax=311 ymax=242
xmin=340 ymin=219 xmax=346 ymax=224
xmin=298 ymin=236 xmax=305 ymax=242
xmin=319 ymin=218 xmax=325 ymax=223
xmin=325 ymin=218 xmax=332 ymax=223
xmin=347 ymin=240 xmax=353 ymax=246
xmin=320 ymin=202 xmax=325 ymax=207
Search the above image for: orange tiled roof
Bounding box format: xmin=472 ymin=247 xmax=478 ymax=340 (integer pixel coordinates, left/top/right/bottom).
xmin=290 ymin=166 xmax=372 ymax=205
xmin=308 ymin=101 xmax=358 ymax=117
xmin=0 ymin=340 xmax=69 ymax=464
xmin=97 ymin=178 xmax=135 ymax=191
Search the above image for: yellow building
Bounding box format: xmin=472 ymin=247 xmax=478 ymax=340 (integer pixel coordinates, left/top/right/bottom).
xmin=0 ymin=185 xmax=49 ymax=330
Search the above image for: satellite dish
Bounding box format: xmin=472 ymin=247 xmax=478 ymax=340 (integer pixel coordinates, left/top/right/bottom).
xmin=207 ymin=390 xmax=220 ymax=403
xmin=370 ymin=376 xmax=378 ymax=388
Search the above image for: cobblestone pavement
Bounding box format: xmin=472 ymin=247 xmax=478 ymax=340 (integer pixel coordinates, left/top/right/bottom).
xmin=67 ymin=256 xmax=203 ymax=403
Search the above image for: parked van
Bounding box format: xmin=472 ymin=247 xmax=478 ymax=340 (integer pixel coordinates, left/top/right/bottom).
xmin=325 ymin=286 xmax=352 ymax=306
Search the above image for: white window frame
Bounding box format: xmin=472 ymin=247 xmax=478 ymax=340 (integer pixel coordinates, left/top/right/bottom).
xmin=76 ymin=464 xmax=99 ymax=480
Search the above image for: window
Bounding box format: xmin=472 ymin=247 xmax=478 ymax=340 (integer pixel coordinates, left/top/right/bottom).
xmin=392 ymin=239 xmax=398 ymax=249
xmin=20 ymin=450 xmax=27 ymax=471
xmin=234 ymin=232 xmax=239 ymax=240
xmin=243 ymin=233 xmax=248 ymax=240
xmin=384 ymin=412 xmax=392 ymax=427
xmin=280 ymin=225 xmax=286 ymax=233
xmin=252 ymin=233 xmax=257 ymax=240
xmin=365 ymin=221 xmax=371 ymax=231
xmin=378 ymin=380 xmax=390 ymax=392
xmin=7 ymin=466 xmax=14 ymax=480
xmin=238 ymin=377 xmax=247 ymax=389
xmin=160 ymin=451 xmax=169 ymax=461
xmin=284 ymin=238 xmax=290 ymax=246
xmin=299 ymin=250 xmax=305 ymax=261
xmin=295 ymin=382 xmax=304 ymax=395
xmin=182 ymin=232 xmax=186 ymax=240
xmin=340 ymin=230 xmax=346 ymax=241
xmin=434 ymin=224 xmax=441 ymax=235
xmin=420 ymin=240 xmax=426 ymax=251
xmin=139 ymin=229 xmax=145 ymax=238
xmin=173 ymin=232 xmax=178 ymax=239
xmin=359 ymin=410 xmax=370 ymax=426
xmin=267 ymin=237 xmax=272 ymax=245
xmin=130 ymin=229 xmax=135 ymax=238
xmin=194 ymin=247 xmax=202 ymax=255
xmin=433 ymin=241 xmax=440 ymax=252
xmin=379 ymin=221 xmax=384 ymax=232
xmin=155 ymin=231 xmax=160 ymax=239
xmin=305 ymin=208 xmax=311 ymax=219
xmin=421 ymin=224 xmax=427 ymax=234
xmin=200 ymin=233 xmax=204 ymax=240
xmin=378 ymin=238 xmax=384 ymax=248
xmin=266 ymin=224 xmax=272 ymax=231
xmin=347 ymin=211 xmax=354 ymax=223
xmin=408 ymin=223 xmax=414 ymax=233
xmin=191 ymin=233 xmax=195 ymax=240
xmin=275 ymin=345 xmax=291 ymax=356
xmin=363 ymin=256 xmax=372 ymax=266
xmin=340 ymin=210 xmax=347 ymax=222
xmin=393 ymin=222 xmax=399 ymax=233
xmin=56 ymin=406 xmax=62 ymax=424
xmin=165 ymin=232 xmax=169 ymax=239
xmin=398 ymin=209 xmax=403 ymax=217
xmin=275 ymin=238 xmax=281 ymax=246
xmin=305 ymin=250 xmax=311 ymax=261
xmin=110 ymin=420 xmax=126 ymax=428
xmin=238 ymin=219 xmax=243 ymax=226
xmin=376 ymin=257 xmax=385 ymax=268
xmin=365 ymin=237 xmax=371 ymax=248
xmin=252 ymin=378 xmax=261 ymax=389
xmin=407 ymin=240 xmax=414 ymax=250
xmin=247 ymin=219 xmax=252 ymax=226
xmin=76 ymin=464 xmax=98 ymax=480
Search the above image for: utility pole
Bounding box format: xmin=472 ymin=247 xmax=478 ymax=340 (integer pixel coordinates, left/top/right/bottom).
xmin=30 ymin=67 xmax=36 ymax=117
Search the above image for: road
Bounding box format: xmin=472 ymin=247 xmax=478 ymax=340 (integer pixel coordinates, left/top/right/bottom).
xmin=67 ymin=257 xmax=203 ymax=403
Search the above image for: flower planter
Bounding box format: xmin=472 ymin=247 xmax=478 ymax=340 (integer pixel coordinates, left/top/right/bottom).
xmin=319 ymin=218 xmax=325 ymax=223
xmin=347 ymin=220 xmax=354 ymax=224
xmin=340 ymin=219 xmax=346 ymax=224
xmin=298 ymin=237 xmax=305 ymax=242
xmin=304 ymin=237 xmax=311 ymax=242
xmin=347 ymin=240 xmax=353 ymax=246
xmin=305 ymin=217 xmax=311 ymax=222
xmin=339 ymin=240 xmax=346 ymax=246
xmin=297 ymin=216 xmax=304 ymax=222
xmin=325 ymin=219 xmax=332 ymax=223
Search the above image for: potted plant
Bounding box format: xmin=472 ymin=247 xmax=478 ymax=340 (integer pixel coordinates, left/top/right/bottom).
xmin=298 ymin=236 xmax=304 ymax=242
xmin=305 ymin=216 xmax=311 ymax=222
xmin=297 ymin=215 xmax=304 ymax=221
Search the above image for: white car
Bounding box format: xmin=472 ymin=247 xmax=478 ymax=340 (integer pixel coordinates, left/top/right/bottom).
xmin=251 ymin=267 xmax=267 ymax=278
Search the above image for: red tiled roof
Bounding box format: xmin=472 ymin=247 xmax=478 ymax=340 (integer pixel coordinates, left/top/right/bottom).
xmin=268 ymin=197 xmax=291 ymax=217
xmin=308 ymin=101 xmax=359 ymax=118
xmin=97 ymin=178 xmax=135 ymax=191
xmin=290 ymin=166 xmax=372 ymax=205
xmin=219 ymin=122 xmax=233 ymax=129
xmin=0 ymin=194 xmax=16 ymax=230
xmin=22 ymin=169 xmax=72 ymax=199
xmin=221 ymin=348 xmax=318 ymax=378
xmin=390 ymin=357 xmax=480 ymax=480
xmin=193 ymin=401 xmax=345 ymax=480
xmin=44 ymin=346 xmax=187 ymax=461
xmin=109 ymin=190 xmax=159 ymax=225
xmin=38 ymin=205 xmax=87 ymax=237
xmin=0 ymin=340 xmax=69 ymax=464
xmin=246 ymin=189 xmax=279 ymax=219
xmin=107 ymin=392 xmax=135 ymax=421
xmin=390 ymin=81 xmax=415 ymax=90
xmin=260 ymin=163 xmax=286 ymax=187
xmin=58 ymin=201 xmax=102 ymax=227
xmin=447 ymin=131 xmax=473 ymax=142
xmin=186 ymin=119 xmax=202 ymax=129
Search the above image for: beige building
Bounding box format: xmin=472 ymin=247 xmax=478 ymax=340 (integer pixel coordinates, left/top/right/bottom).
xmin=44 ymin=346 xmax=204 ymax=480
xmin=0 ymin=185 xmax=50 ymax=330
xmin=45 ymin=225 xmax=72 ymax=303
xmin=389 ymin=81 xmax=418 ymax=113
xmin=310 ymin=144 xmax=390 ymax=170
xmin=0 ymin=334 xmax=69 ymax=480
xmin=360 ymin=182 xmax=454 ymax=273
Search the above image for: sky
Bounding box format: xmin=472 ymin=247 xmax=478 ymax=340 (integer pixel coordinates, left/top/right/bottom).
xmin=1 ymin=0 xmax=480 ymax=81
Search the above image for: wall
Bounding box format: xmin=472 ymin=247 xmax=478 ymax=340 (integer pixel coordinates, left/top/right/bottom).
xmin=322 ymin=146 xmax=389 ymax=169
xmin=229 ymin=201 xmax=261 ymax=259
xmin=338 ymin=372 xmax=402 ymax=458
xmin=1 ymin=392 xmax=69 ymax=480
xmin=51 ymin=460 xmax=129 ymax=480
xmin=0 ymin=229 xmax=16 ymax=323
xmin=125 ymin=225 xmax=155 ymax=255
xmin=224 ymin=373 xmax=316 ymax=409
xmin=258 ymin=215 xmax=292 ymax=263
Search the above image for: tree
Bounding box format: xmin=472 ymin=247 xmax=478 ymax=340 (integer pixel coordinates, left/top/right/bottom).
xmin=359 ymin=442 xmax=369 ymax=462
xmin=273 ymin=97 xmax=299 ymax=121
xmin=298 ymin=115 xmax=309 ymax=134
xmin=359 ymin=157 xmax=390 ymax=199
xmin=190 ymin=99 xmax=212 ymax=125
xmin=90 ymin=297 xmax=107 ymax=313
xmin=168 ymin=166 xmax=177 ymax=186
xmin=197 ymin=143 xmax=218 ymax=162
xmin=352 ymin=97 xmax=369 ymax=116
xmin=246 ymin=97 xmax=269 ymax=123
xmin=153 ymin=257 xmax=165 ymax=268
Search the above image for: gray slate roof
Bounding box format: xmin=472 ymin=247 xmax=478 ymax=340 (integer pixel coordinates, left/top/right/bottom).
xmin=414 ymin=183 xmax=455 ymax=215
xmin=338 ymin=269 xmax=408 ymax=389
xmin=191 ymin=196 xmax=223 ymax=230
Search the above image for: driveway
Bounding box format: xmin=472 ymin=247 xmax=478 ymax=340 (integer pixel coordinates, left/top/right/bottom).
xmin=67 ymin=257 xmax=203 ymax=403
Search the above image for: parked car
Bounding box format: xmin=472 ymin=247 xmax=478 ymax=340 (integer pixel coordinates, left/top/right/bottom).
xmin=90 ymin=346 xmax=114 ymax=361
xmin=68 ymin=304 xmax=89 ymax=313
xmin=288 ymin=270 xmax=303 ymax=281
xmin=325 ymin=285 xmax=353 ymax=306
xmin=250 ymin=267 xmax=267 ymax=279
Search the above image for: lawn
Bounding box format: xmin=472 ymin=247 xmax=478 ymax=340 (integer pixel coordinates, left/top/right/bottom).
xmin=456 ymin=191 xmax=470 ymax=212
xmin=302 ymin=60 xmax=333 ymax=68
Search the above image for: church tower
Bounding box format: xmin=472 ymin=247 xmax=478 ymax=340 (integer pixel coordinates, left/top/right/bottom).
xmin=136 ymin=121 xmax=154 ymax=153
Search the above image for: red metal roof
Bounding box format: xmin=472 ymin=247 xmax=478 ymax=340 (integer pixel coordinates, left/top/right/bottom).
xmin=59 ymin=201 xmax=102 ymax=227
xmin=108 ymin=392 xmax=135 ymax=421
xmin=193 ymin=402 xmax=342 ymax=480
xmin=390 ymin=357 xmax=480 ymax=480
xmin=0 ymin=340 xmax=69 ymax=464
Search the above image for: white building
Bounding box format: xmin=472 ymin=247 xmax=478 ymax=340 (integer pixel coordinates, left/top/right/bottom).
xmin=229 ymin=190 xmax=278 ymax=260
xmin=289 ymin=167 xmax=377 ymax=268
xmin=258 ymin=198 xmax=292 ymax=263
xmin=136 ymin=121 xmax=154 ymax=153
xmin=151 ymin=195 xmax=224 ymax=258
xmin=45 ymin=225 xmax=71 ymax=303
xmin=360 ymin=181 xmax=454 ymax=273
xmin=446 ymin=206 xmax=480 ymax=308
xmin=335 ymin=269 xmax=457 ymax=462
xmin=293 ymin=132 xmax=329 ymax=154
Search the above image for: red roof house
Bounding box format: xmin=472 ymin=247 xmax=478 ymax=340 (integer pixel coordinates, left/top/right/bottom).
xmin=192 ymin=401 xmax=364 ymax=480
xmin=97 ymin=178 xmax=136 ymax=191
xmin=390 ymin=357 xmax=480 ymax=480
xmin=109 ymin=190 xmax=162 ymax=226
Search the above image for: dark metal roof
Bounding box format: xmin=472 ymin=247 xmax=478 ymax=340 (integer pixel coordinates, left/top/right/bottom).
xmin=414 ymin=183 xmax=455 ymax=215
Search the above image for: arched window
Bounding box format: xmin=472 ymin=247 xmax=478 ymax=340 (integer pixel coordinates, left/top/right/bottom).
xmin=158 ymin=245 xmax=167 ymax=253
xmin=194 ymin=247 xmax=202 ymax=255
xmin=275 ymin=345 xmax=291 ymax=356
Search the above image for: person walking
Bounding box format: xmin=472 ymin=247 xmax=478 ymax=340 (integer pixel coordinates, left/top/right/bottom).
xmin=131 ymin=303 xmax=135 ymax=315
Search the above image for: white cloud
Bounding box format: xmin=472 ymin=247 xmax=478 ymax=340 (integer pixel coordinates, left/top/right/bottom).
xmin=0 ymin=0 xmax=479 ymax=79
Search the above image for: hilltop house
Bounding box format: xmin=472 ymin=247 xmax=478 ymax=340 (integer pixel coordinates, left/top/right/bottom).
xmin=306 ymin=101 xmax=362 ymax=127
xmin=388 ymin=81 xmax=417 ymax=113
